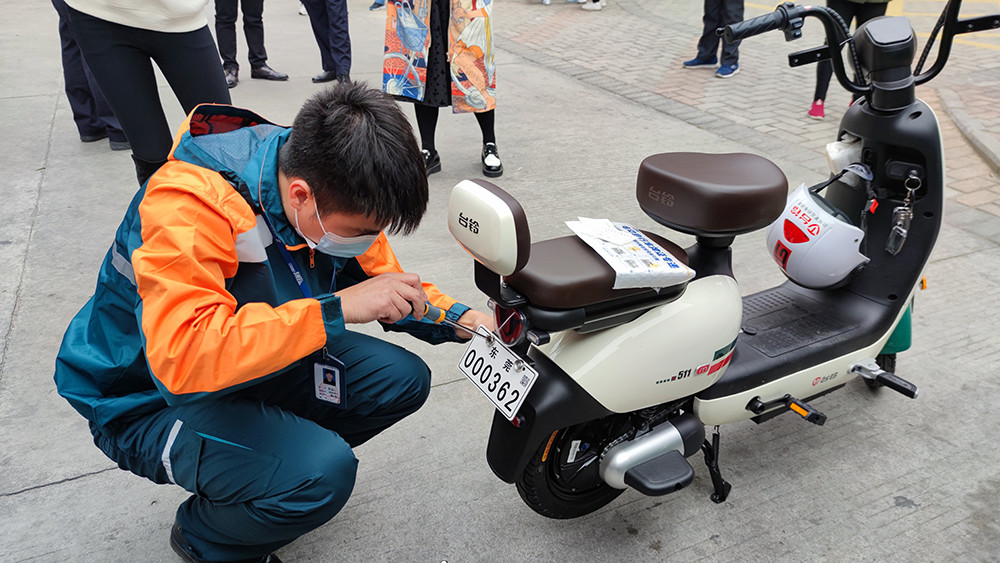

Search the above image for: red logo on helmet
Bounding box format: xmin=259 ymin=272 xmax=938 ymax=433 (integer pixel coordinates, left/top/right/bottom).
xmin=783 ymin=219 xmax=810 ymax=243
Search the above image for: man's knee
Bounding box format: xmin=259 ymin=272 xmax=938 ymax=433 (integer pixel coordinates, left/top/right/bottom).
xmin=258 ymin=432 xmax=359 ymax=528
xmin=382 ymin=347 xmax=431 ymax=412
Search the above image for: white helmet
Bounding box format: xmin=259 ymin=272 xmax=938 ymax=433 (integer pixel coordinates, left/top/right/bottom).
xmin=766 ymin=183 xmax=869 ymax=289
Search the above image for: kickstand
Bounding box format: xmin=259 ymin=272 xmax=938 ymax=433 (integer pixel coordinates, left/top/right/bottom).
xmin=701 ymin=426 xmax=732 ymax=503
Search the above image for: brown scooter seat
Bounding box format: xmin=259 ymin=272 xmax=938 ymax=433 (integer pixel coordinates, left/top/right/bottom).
xmin=504 ymin=230 xmax=689 ymax=310
xmin=637 ymin=153 xmax=789 ymax=237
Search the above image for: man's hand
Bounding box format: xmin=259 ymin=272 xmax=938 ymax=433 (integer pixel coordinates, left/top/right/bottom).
xmin=455 ymin=309 xmax=495 ymax=340
xmin=335 ymin=273 xmax=428 ymax=324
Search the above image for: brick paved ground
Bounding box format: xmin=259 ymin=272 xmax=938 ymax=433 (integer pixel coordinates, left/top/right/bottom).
xmin=495 ymin=0 xmax=1000 ymax=216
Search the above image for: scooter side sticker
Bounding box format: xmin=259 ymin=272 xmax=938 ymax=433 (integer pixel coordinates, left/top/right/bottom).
xmin=707 ymin=351 xmax=734 ymax=375
xmin=713 ymin=338 xmax=738 ymax=361
xmin=657 ymin=338 xmax=738 ymax=384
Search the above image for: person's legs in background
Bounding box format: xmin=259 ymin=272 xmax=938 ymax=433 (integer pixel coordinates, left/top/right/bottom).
xmin=302 ymin=0 xmax=351 ymax=83
xmin=685 ymin=0 xmax=723 ymax=68
xmin=69 ymin=7 xmax=230 ymax=185
xmin=67 ymin=8 xmax=177 ymax=185
xmin=810 ymin=0 xmax=865 ymax=118
xmin=51 ymin=0 xmax=128 ymax=150
xmin=414 ymin=106 xmax=502 ymax=177
xmin=323 ymin=0 xmax=352 ymax=81
xmin=242 ymin=0 xmax=289 ymax=81
xmin=300 ymin=0 xmax=333 ymax=77
xmin=151 ymin=26 xmax=233 ymax=116
xmin=414 ymin=103 xmax=441 ymax=175
xmin=475 ymin=110 xmax=502 ymax=177
xmin=715 ymin=0 xmax=743 ymax=78
xmin=242 ymin=0 xmax=266 ymax=70
xmin=214 ymin=0 xmax=240 ymax=87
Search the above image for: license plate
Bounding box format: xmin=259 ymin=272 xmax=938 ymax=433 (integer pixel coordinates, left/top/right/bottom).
xmin=458 ymin=327 xmax=539 ymax=420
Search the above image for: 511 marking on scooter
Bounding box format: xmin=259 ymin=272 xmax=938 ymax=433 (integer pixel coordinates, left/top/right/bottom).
xmin=658 ymin=338 xmax=737 ymax=385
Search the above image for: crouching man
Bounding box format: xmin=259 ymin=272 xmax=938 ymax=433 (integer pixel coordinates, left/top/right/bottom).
xmin=54 ymin=82 xmax=492 ymax=562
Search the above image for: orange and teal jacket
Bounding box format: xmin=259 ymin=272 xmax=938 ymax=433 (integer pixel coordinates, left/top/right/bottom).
xmin=54 ymin=105 xmax=470 ymax=430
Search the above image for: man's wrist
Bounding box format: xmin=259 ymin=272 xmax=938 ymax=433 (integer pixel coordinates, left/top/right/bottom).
xmin=317 ymin=294 xmax=345 ymax=340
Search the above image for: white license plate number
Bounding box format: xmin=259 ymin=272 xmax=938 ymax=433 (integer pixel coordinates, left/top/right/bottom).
xmin=458 ymin=327 xmax=538 ymax=420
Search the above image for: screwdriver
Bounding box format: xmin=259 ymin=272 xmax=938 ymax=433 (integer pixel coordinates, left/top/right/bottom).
xmin=421 ymin=302 xmax=492 ymax=341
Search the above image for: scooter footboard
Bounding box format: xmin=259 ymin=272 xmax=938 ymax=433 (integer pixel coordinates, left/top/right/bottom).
xmin=486 ymin=347 xmax=613 ymax=483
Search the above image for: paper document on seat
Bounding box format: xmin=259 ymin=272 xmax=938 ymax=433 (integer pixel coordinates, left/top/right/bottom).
xmin=566 ymin=218 xmax=695 ymax=289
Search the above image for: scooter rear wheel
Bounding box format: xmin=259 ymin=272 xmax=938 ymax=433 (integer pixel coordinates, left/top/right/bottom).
xmin=515 ymin=415 xmax=630 ymax=519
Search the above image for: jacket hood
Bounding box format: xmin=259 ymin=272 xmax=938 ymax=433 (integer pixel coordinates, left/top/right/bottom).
xmin=169 ymin=104 xmax=303 ymax=247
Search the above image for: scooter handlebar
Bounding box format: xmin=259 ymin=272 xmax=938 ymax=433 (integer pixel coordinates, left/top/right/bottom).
xmin=721 ymin=7 xmax=788 ymax=42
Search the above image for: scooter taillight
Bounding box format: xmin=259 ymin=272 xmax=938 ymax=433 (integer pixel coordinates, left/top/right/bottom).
xmin=493 ymin=303 xmax=527 ymax=346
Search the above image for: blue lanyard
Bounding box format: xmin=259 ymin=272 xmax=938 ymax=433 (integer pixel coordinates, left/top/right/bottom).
xmin=259 ymin=210 xmax=314 ymax=299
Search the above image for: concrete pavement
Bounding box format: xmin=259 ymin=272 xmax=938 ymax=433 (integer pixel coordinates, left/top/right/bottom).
xmin=2 ymin=0 xmax=999 ymax=561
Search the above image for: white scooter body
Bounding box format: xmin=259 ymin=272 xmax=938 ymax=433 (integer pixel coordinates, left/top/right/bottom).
xmin=538 ymin=275 xmax=742 ymax=414
xmin=449 ymin=175 xmax=913 ymax=425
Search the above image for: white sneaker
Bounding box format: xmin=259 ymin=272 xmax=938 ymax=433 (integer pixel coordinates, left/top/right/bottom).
xmin=299 ymin=3 xmax=307 ymax=15
xmin=581 ymin=0 xmax=602 ymax=10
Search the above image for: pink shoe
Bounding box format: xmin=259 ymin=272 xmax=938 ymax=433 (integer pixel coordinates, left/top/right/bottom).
xmin=808 ymin=100 xmax=825 ymax=120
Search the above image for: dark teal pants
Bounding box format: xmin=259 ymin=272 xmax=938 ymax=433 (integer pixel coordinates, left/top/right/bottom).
xmin=92 ymin=331 xmax=431 ymax=561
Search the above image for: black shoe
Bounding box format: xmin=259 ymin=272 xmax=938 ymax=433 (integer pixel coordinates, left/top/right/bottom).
xmin=251 ymin=64 xmax=288 ymax=81
xmin=109 ymin=138 xmax=131 ymax=151
xmin=312 ymin=70 xmax=336 ymax=83
xmin=170 ymin=524 xmax=282 ymax=563
xmin=80 ymin=131 xmax=108 ymax=143
xmin=423 ymin=149 xmax=441 ymax=175
xmin=224 ymin=67 xmax=238 ymax=89
xmin=312 ymin=70 xmax=351 ymax=83
xmin=481 ymin=143 xmax=503 ymax=178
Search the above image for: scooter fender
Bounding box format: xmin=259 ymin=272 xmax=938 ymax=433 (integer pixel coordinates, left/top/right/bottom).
xmin=485 ymin=347 xmax=614 ymax=483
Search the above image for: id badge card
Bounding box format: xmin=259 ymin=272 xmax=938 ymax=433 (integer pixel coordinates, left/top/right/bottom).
xmin=314 ymin=352 xmax=347 ymax=408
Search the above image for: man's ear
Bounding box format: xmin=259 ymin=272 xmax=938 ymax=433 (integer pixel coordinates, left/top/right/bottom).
xmin=287 ymin=178 xmax=313 ymax=210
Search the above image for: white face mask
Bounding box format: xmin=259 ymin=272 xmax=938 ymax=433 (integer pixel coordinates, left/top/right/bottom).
xmin=293 ymin=204 xmax=379 ymax=258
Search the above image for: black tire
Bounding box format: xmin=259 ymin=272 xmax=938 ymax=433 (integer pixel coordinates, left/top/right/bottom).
xmin=515 ymin=415 xmax=631 ymax=519
xmin=864 ymin=353 xmax=897 ymax=390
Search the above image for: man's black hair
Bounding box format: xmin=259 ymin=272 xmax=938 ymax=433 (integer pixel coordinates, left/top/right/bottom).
xmin=278 ymin=82 xmax=428 ymax=235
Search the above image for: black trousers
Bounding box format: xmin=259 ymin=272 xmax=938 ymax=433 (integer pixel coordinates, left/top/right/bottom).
xmin=301 ymin=0 xmax=351 ymax=75
xmin=814 ymin=0 xmax=888 ymax=101
xmin=695 ymin=0 xmax=744 ymax=66
xmin=214 ymin=0 xmax=268 ymax=71
xmin=67 ymin=7 xmax=231 ymax=183
xmin=51 ymin=0 xmax=126 ymax=143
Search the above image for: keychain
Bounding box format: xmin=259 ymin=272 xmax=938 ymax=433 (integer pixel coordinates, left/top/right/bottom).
xmin=885 ymin=172 xmax=920 ymax=255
